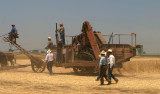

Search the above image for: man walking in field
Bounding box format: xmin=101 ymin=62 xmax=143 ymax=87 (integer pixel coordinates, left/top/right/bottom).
xmin=96 ymin=51 xmax=110 ymax=84
xmin=107 ymin=49 xmax=118 ymax=84
xmin=44 ymin=49 xmax=54 ymax=75
xmin=98 ymin=50 xmax=109 ymax=85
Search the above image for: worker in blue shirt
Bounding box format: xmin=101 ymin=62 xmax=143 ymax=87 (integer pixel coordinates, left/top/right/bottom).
xmin=97 ymin=50 xmax=111 ymax=85
xmin=9 ymin=24 xmax=18 ymax=44
xmin=57 ymin=23 xmax=65 ymax=45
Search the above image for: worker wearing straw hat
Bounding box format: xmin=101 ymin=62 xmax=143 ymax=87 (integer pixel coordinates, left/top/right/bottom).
xmin=57 ymin=23 xmax=65 ymax=45
xmin=44 ymin=49 xmax=54 ymax=75
xmin=97 ymin=50 xmax=110 ymax=85
xmin=107 ymin=49 xmax=118 ymax=84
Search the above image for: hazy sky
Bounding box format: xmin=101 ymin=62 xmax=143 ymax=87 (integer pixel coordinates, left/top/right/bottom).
xmin=0 ymin=0 xmax=160 ymax=54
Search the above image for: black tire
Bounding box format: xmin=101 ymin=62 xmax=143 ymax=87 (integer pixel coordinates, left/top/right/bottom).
xmin=73 ymin=52 xmax=96 ymax=74
xmin=73 ymin=67 xmax=81 ymax=73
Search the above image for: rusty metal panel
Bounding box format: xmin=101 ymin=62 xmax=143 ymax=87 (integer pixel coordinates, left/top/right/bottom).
xmin=94 ymin=32 xmax=107 ymax=44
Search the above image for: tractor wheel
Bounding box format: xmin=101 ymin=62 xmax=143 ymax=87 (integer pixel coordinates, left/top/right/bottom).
xmin=73 ymin=67 xmax=81 ymax=73
xmin=31 ymin=64 xmax=45 ymax=73
xmin=73 ymin=52 xmax=96 ymax=74
xmin=30 ymin=57 xmax=45 ymax=73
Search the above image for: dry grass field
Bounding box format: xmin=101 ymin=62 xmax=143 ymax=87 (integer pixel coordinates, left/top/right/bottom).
xmin=0 ymin=55 xmax=160 ymax=94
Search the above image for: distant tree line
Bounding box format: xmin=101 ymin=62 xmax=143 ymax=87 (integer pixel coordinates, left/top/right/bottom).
xmin=137 ymin=48 xmax=146 ymax=55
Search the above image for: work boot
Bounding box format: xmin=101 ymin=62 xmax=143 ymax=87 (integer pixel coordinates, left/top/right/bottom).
xmin=108 ymin=80 xmax=111 ymax=85
xmin=115 ymin=79 xmax=119 ymax=84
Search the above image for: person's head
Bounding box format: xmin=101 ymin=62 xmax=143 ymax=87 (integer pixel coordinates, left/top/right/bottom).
xmin=100 ymin=50 xmax=106 ymax=56
xmin=107 ymin=49 xmax=112 ymax=56
xmin=11 ymin=24 xmax=15 ymax=27
xmin=60 ymin=23 xmax=63 ymax=27
xmin=48 ymin=37 xmax=51 ymax=41
xmin=47 ymin=49 xmax=52 ymax=54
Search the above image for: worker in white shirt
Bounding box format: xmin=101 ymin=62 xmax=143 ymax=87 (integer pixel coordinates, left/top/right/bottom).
xmin=44 ymin=49 xmax=54 ymax=74
xmin=107 ymin=49 xmax=118 ymax=84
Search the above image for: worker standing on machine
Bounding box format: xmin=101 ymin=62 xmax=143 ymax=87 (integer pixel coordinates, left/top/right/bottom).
xmin=45 ymin=37 xmax=54 ymax=50
xmin=9 ymin=24 xmax=18 ymax=44
xmin=56 ymin=39 xmax=63 ymax=63
xmin=57 ymin=23 xmax=65 ymax=45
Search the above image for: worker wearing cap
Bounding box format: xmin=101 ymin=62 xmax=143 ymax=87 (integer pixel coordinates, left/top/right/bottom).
xmin=44 ymin=49 xmax=54 ymax=74
xmin=56 ymin=39 xmax=63 ymax=63
xmin=45 ymin=37 xmax=53 ymax=50
xmin=107 ymin=49 xmax=118 ymax=84
xmin=9 ymin=24 xmax=18 ymax=44
xmin=57 ymin=23 xmax=65 ymax=45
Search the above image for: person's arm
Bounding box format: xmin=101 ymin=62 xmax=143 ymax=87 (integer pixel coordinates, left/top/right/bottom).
xmin=58 ymin=27 xmax=64 ymax=33
xmin=98 ymin=58 xmax=103 ymax=69
xmin=44 ymin=54 xmax=49 ymax=63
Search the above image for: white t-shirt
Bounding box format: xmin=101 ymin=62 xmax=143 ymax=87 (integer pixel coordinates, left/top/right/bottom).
xmin=108 ymin=54 xmax=115 ymax=68
xmin=44 ymin=53 xmax=54 ymax=62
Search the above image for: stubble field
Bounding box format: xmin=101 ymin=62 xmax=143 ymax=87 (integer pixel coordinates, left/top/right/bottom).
xmin=0 ymin=55 xmax=160 ymax=94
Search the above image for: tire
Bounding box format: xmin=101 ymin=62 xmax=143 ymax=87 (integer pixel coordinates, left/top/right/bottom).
xmin=30 ymin=57 xmax=45 ymax=73
xmin=31 ymin=64 xmax=45 ymax=73
xmin=73 ymin=52 xmax=96 ymax=74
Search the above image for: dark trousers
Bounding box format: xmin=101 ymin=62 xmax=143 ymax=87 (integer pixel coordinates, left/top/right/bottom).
xmin=60 ymin=34 xmax=65 ymax=45
xmin=100 ymin=65 xmax=107 ymax=79
xmin=56 ymin=50 xmax=62 ymax=63
xmin=9 ymin=33 xmax=16 ymax=44
xmin=47 ymin=61 xmax=53 ymax=73
xmin=108 ymin=65 xmax=117 ymax=81
xmin=97 ymin=68 xmax=109 ymax=81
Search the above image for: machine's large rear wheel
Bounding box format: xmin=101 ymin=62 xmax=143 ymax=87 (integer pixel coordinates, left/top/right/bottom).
xmin=30 ymin=57 xmax=45 ymax=73
xmin=31 ymin=64 xmax=45 ymax=73
xmin=73 ymin=52 xmax=96 ymax=74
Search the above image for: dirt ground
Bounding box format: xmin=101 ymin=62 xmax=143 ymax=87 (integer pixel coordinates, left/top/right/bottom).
xmin=0 ymin=56 xmax=160 ymax=94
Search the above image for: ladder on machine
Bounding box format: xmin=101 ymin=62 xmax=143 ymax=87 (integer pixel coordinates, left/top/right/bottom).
xmin=3 ymin=37 xmax=45 ymax=73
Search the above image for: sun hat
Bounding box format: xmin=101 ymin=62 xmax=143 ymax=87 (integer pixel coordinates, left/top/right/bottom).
xmin=100 ymin=50 xmax=106 ymax=55
xmin=48 ymin=37 xmax=51 ymax=39
xmin=108 ymin=49 xmax=112 ymax=53
xmin=47 ymin=49 xmax=51 ymax=53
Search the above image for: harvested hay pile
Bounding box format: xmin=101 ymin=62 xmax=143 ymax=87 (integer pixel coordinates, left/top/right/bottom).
xmin=120 ymin=56 xmax=160 ymax=74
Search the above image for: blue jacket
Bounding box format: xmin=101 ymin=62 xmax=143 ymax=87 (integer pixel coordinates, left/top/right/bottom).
xmin=10 ymin=27 xmax=17 ymax=33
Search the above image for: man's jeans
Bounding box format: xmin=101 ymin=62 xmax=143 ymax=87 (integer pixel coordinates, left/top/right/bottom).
xmin=97 ymin=69 xmax=110 ymax=81
xmin=60 ymin=34 xmax=65 ymax=45
xmin=108 ymin=65 xmax=116 ymax=81
xmin=47 ymin=61 xmax=53 ymax=74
